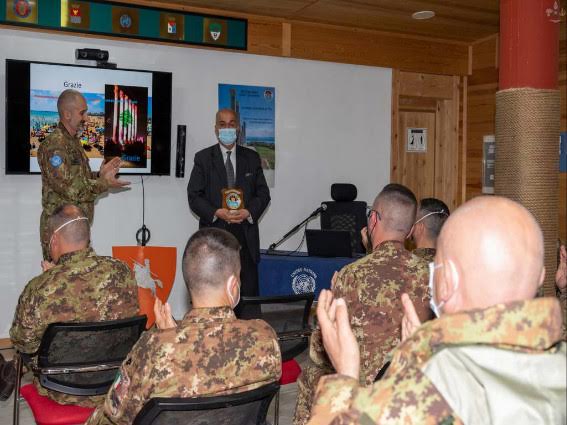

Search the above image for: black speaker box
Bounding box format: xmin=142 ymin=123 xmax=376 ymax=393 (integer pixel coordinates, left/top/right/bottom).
xmin=176 ymin=125 xmax=187 ymax=178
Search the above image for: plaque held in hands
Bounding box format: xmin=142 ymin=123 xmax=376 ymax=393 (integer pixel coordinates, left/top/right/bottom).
xmin=222 ymin=188 xmax=245 ymax=211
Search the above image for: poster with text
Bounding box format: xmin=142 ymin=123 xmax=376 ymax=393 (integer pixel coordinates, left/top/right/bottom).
xmin=218 ymin=83 xmax=275 ymax=187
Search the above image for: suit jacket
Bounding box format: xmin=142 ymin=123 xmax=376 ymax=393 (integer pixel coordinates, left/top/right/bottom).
xmin=187 ymin=144 xmax=270 ymax=263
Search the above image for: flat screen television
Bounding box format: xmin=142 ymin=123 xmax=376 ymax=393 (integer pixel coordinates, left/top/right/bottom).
xmin=5 ymin=59 xmax=172 ymax=175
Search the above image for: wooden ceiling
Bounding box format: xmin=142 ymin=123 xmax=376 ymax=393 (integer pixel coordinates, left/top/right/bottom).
xmin=151 ymin=0 xmax=500 ymax=43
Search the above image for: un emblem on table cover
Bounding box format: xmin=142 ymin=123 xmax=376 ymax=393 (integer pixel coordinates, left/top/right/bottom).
xmin=291 ymin=267 xmax=317 ymax=294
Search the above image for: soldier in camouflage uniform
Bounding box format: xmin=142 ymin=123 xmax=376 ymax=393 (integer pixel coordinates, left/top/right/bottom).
xmin=409 ymin=197 xmax=450 ymax=263
xmin=293 ymin=184 xmax=431 ymax=425
xmin=8 ymin=205 xmax=139 ymax=406
xmin=86 ymin=228 xmax=281 ymax=425
xmin=308 ymin=196 xmax=566 ymax=425
xmin=38 ymin=89 xmax=128 ymax=260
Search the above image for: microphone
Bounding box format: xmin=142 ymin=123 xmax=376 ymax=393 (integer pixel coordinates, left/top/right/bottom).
xmin=267 ymin=203 xmax=328 ymax=252
xmin=308 ymin=203 xmax=327 ymax=218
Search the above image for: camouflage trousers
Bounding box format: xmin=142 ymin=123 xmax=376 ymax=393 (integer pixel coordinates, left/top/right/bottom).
xmin=35 ymin=378 xmax=104 ymax=408
xmin=293 ymin=361 xmax=335 ymax=425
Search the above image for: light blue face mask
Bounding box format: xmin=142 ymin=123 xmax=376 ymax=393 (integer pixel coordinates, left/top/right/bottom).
xmin=218 ymin=128 xmax=237 ymax=146
xmin=428 ymin=261 xmax=458 ymax=318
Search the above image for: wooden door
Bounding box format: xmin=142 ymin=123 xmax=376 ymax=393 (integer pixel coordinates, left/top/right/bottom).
xmin=391 ymin=71 xmax=464 ymax=210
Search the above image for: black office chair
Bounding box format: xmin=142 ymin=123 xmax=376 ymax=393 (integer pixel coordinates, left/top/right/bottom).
xmin=239 ymin=294 xmax=314 ymax=425
xmin=13 ymin=315 xmax=147 ymax=425
xmin=320 ymin=183 xmax=367 ymax=254
xmin=132 ymin=381 xmax=280 ymax=425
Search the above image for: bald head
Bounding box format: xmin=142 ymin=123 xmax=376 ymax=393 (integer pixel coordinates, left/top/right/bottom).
xmin=435 ymin=196 xmax=544 ymax=313
xmin=57 ymin=90 xmax=88 ymax=137
xmin=57 ymin=89 xmax=85 ymax=117
xmin=215 ymin=109 xmax=239 ymax=127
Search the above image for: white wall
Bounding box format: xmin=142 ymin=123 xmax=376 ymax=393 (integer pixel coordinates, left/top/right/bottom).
xmin=0 ymin=28 xmax=391 ymax=338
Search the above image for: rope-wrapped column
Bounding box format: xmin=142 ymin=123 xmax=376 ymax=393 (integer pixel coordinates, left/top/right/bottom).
xmin=497 ymin=0 xmax=560 ymax=296
xmin=495 ymin=88 xmax=560 ymax=295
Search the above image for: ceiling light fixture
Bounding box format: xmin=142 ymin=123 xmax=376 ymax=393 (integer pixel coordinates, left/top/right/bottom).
xmin=412 ymin=10 xmax=435 ymax=20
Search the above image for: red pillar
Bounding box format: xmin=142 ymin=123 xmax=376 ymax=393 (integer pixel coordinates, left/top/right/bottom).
xmin=496 ymin=0 xmax=561 ymax=296
xmin=499 ymin=0 xmax=560 ymax=90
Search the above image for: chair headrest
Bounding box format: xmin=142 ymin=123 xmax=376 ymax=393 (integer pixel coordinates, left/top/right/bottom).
xmin=331 ymin=184 xmax=357 ymax=202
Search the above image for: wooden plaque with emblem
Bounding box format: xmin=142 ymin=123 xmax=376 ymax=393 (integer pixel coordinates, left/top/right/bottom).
xmin=222 ymin=188 xmax=244 ymax=210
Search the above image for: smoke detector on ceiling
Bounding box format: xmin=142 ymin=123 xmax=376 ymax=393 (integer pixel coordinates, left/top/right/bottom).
xmin=412 ymin=10 xmax=435 ymax=20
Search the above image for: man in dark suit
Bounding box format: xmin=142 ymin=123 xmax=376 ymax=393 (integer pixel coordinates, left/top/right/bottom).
xmin=187 ymin=109 xmax=270 ymax=311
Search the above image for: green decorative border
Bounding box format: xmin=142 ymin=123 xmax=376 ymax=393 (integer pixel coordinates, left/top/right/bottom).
xmin=0 ymin=0 xmax=247 ymax=50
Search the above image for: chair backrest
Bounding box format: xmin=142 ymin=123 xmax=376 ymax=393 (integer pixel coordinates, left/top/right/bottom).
xmin=36 ymin=315 xmax=147 ymax=396
xmin=132 ymin=381 xmax=280 ymax=425
xmin=239 ymin=294 xmax=314 ymax=361
xmin=320 ymin=184 xmax=367 ymax=254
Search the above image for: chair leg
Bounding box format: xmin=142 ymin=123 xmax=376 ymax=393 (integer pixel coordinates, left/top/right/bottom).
xmin=12 ymin=354 xmax=22 ymax=425
xmin=274 ymin=389 xmax=279 ymax=425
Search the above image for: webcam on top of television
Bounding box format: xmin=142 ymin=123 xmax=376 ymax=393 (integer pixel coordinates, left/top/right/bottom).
xmin=75 ymin=48 xmax=117 ymax=69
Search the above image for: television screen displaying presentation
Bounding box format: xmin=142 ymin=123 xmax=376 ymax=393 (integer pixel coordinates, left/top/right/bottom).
xmin=5 ymin=59 xmax=172 ymax=175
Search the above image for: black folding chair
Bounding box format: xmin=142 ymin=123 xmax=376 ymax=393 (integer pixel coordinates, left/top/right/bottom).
xmin=239 ymin=294 xmax=314 ymax=425
xmin=132 ymin=381 xmax=280 ymax=425
xmin=13 ymin=315 xmax=147 ymax=425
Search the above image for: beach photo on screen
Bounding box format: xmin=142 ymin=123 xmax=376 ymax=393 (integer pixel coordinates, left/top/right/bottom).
xmin=29 ymin=63 xmax=153 ymax=173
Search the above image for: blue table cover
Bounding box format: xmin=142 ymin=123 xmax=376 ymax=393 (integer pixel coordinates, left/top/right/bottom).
xmin=258 ymin=250 xmax=358 ymax=297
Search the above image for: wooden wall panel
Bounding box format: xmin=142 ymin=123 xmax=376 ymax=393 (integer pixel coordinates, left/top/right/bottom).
xmin=248 ymin=19 xmax=284 ymax=56
xmin=434 ymin=77 xmax=461 ymax=211
xmin=466 ymin=36 xmax=498 ymax=201
xmin=1 ymin=1 xmax=470 ymax=76
xmin=290 ymin=23 xmax=469 ymax=75
xmin=459 ymin=77 xmax=468 ymax=204
xmin=398 ymin=73 xmax=455 ymax=99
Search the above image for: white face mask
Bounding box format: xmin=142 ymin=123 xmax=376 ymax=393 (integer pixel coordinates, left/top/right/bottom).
xmin=428 ymin=261 xmax=458 ymax=318
xmin=409 ymin=210 xmax=449 ymax=239
xmin=48 ymin=216 xmax=89 ymax=257
xmin=226 ymin=277 xmax=241 ymax=309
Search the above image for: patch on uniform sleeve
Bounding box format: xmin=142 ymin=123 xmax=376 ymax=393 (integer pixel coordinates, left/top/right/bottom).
xmin=49 ymin=155 xmax=63 ymax=168
xmin=109 ymin=371 xmax=131 ymax=416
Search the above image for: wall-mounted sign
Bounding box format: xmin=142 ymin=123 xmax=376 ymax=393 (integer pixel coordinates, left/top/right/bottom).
xmin=111 ymin=6 xmax=138 ymax=35
xmin=0 ymin=0 xmax=247 ymax=50
xmin=159 ymin=12 xmax=184 ymax=40
xmin=482 ymin=135 xmax=495 ymax=194
xmin=218 ymin=83 xmax=276 ymax=187
xmin=204 ymin=18 xmax=227 ymax=44
xmin=406 ymin=128 xmax=427 ymax=153
xmin=61 ymin=0 xmax=90 ymax=30
xmin=6 ymin=0 xmax=38 ymax=24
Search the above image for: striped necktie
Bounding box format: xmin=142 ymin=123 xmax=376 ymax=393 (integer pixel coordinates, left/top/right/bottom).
xmin=225 ymin=150 xmax=235 ymax=188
